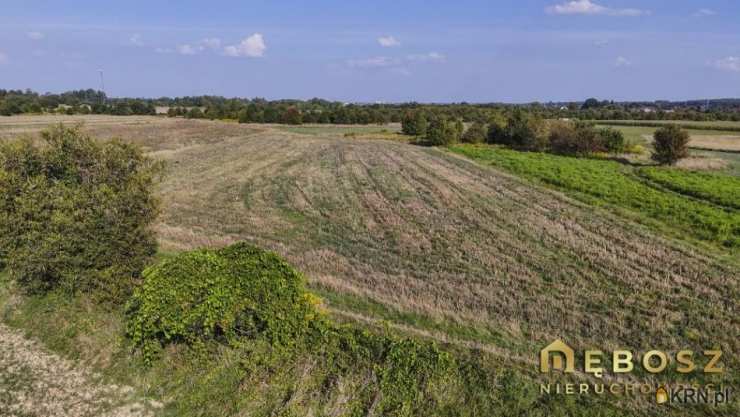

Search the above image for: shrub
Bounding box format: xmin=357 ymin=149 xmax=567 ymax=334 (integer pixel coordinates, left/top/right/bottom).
xmin=126 ymin=242 xmax=324 ymax=362
xmin=598 ymin=127 xmax=625 ymax=154
xmin=425 ymin=115 xmax=463 ymax=146
xmin=549 ymin=121 xmax=605 ymax=156
xmin=547 ymin=120 xmax=578 ymax=154
xmin=503 ymin=110 xmax=549 ymax=151
xmin=461 ymin=121 xmax=487 ymax=144
xmin=0 ymin=125 xmax=161 ymax=299
xmin=401 ymin=111 xmax=428 ymax=137
xmin=652 ymin=125 xmax=690 ymax=165
xmin=548 ymin=122 xmax=625 ymax=156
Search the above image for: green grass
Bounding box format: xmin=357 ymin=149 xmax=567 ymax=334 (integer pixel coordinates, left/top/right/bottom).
xmin=448 ymin=144 xmax=740 ymax=250
xmin=638 ymin=168 xmax=740 ymax=210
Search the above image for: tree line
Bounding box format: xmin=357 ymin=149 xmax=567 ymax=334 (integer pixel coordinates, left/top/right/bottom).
xmin=0 ymin=88 xmax=157 ymax=116
xmin=403 ymin=109 xmax=690 ymax=165
xmin=3 ymin=89 xmax=740 ymax=122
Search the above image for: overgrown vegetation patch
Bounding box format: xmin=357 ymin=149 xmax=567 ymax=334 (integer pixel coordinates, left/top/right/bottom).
xmin=126 ymin=243 xmax=322 ymax=362
xmin=638 ymin=168 xmax=740 ymax=210
xmin=449 ymin=144 xmax=740 ymax=249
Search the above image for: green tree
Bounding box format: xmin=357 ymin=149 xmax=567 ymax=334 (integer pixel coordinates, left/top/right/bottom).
xmin=581 ymin=98 xmax=601 ymax=110
xmin=598 ymin=127 xmax=625 ymax=154
xmin=282 ymin=107 xmax=303 ymax=125
xmin=186 ymin=107 xmax=204 ymax=119
xmin=462 ymin=121 xmax=487 ymax=144
xmin=401 ymin=111 xmax=428 ymax=136
xmin=426 ymin=116 xmax=462 ymax=146
xmin=652 ymin=125 xmax=690 ymax=165
xmin=0 ymin=125 xmax=162 ymax=300
xmin=505 ymin=110 xmax=548 ymax=151
xmin=486 ymin=112 xmax=508 ymax=144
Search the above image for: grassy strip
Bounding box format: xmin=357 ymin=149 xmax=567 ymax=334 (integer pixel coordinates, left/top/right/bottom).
xmin=448 ymin=144 xmax=740 ymax=249
xmin=593 ymin=120 xmax=740 ymax=133
xmin=0 ymin=273 xmax=636 ymax=417
xmin=637 ymin=168 xmax=740 ymax=210
xmin=312 ymin=286 xmax=525 ymax=352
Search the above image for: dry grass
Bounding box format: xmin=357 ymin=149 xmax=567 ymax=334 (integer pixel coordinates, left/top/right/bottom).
xmin=690 ymin=135 xmax=740 ymax=152
xmin=0 ymin=323 xmax=157 ymax=417
xmin=640 ymin=133 xmax=740 ymax=153
xmin=2 ymin=116 xmax=738 ymax=390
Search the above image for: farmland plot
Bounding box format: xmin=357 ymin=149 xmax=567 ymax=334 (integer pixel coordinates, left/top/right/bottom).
xmin=2 ymin=116 xmax=738 ymax=402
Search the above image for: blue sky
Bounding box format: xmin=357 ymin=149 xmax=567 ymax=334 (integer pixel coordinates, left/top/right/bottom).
xmin=1 ymin=0 xmax=739 ymax=102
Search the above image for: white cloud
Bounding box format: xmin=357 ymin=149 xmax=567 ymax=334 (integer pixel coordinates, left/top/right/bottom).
xmin=0 ymin=52 xmax=7 ymax=64
xmin=129 ymin=33 xmax=143 ymax=46
xmin=27 ymin=31 xmax=45 ymax=40
xmin=713 ymin=57 xmax=740 ymax=72
xmin=223 ymin=33 xmax=266 ymax=58
xmin=166 ymin=38 xmax=222 ymax=55
xmin=406 ymin=52 xmax=446 ymax=62
xmin=177 ymin=44 xmax=199 ymax=55
xmin=615 ymin=56 xmax=632 ymax=67
xmin=694 ymin=9 xmax=716 ymax=17
xmin=346 ymin=52 xmax=445 ymax=75
xmin=546 ymin=0 xmax=648 ymax=17
xmin=377 ymin=36 xmax=400 ymax=47
xmin=200 ymin=38 xmax=221 ymax=50
xmin=390 ymin=67 xmax=412 ymax=76
xmin=347 ymin=56 xmax=399 ymax=68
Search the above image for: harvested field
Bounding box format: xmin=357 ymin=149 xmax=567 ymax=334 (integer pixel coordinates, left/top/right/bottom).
xmin=638 ymin=133 xmax=740 ymax=152
xmin=2 ymin=116 xmax=738 ymax=395
xmin=690 ymin=135 xmax=740 ymax=152
xmin=0 ymin=115 xmax=164 ymax=139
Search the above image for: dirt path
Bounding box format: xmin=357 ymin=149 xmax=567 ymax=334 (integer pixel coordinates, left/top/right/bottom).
xmin=0 ymin=323 xmax=156 ymax=417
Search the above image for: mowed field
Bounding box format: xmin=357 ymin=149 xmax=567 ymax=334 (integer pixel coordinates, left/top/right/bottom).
xmin=2 ymin=116 xmax=738 ymax=413
xmin=601 ymin=124 xmax=740 ymax=151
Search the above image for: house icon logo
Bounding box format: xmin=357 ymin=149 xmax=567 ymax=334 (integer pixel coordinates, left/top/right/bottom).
xmin=540 ymin=340 xmax=575 ymax=373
